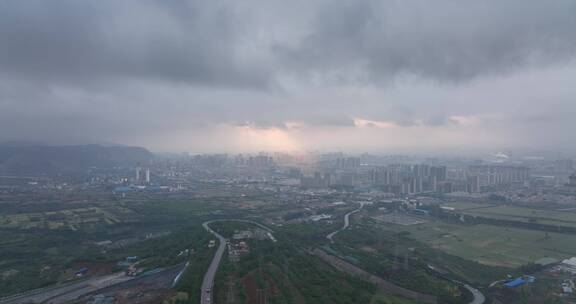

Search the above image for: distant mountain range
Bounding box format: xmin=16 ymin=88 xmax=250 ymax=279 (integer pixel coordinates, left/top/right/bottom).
xmin=0 ymin=143 xmax=153 ymax=176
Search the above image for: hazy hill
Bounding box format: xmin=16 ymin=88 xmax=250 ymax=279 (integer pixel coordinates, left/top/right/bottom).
xmin=0 ymin=144 xmax=153 ymax=176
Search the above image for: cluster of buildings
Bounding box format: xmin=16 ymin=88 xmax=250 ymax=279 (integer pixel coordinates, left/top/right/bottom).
xmin=468 ymin=165 xmax=530 ymax=187
xmin=134 ymin=167 xmax=151 ymax=184
xmin=369 ymin=164 xmax=450 ymax=195
xmin=113 ymin=167 xmax=174 ymax=194
xmin=187 ymin=153 xmax=276 ymax=169
xmin=226 ymin=228 xmax=276 ymax=262
xmin=227 ymin=241 xmax=249 ymax=263
xmin=11 ymin=152 xmax=576 ymax=206
xmin=65 ymin=152 xmax=576 ymax=203
xmin=299 ymin=158 xmax=531 ymax=196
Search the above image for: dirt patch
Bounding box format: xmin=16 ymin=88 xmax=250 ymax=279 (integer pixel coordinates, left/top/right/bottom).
xmin=241 ymin=272 xmax=259 ymax=304
xmin=361 ymin=246 xmax=377 ymax=253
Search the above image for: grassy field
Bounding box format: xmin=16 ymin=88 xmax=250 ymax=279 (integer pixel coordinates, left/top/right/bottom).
xmin=442 ymin=202 xmax=576 ymax=228
xmin=442 ymin=202 xmax=495 ymax=210
xmin=392 ymin=220 xmax=576 ymax=267
xmin=0 ymin=206 xmax=133 ymax=230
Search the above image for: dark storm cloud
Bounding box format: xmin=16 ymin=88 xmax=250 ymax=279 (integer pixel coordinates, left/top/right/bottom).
xmin=277 ymin=0 xmax=576 ymax=82
xmin=2 ymin=0 xmax=574 ymax=89
xmin=0 ymin=0 xmax=270 ymax=87
xmin=1 ymin=0 xmax=576 ymax=151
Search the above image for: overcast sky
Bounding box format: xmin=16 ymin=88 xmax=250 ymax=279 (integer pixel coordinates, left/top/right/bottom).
xmin=1 ymin=0 xmax=575 ymax=154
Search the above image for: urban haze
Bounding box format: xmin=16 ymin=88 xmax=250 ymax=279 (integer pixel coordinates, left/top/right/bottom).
xmin=1 ymin=1 xmax=576 ymax=304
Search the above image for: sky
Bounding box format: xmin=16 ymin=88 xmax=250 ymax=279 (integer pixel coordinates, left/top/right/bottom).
xmin=1 ymin=0 xmax=576 ymax=154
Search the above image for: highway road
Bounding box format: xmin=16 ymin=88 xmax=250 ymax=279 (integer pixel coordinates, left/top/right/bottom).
xmin=200 ymin=221 xmax=227 ymax=304
xmin=0 ymin=272 xmax=132 ymax=304
xmin=327 ymin=202 xmax=365 ymax=242
xmin=0 ymin=265 xmax=184 ymax=304
xmin=200 ymin=219 xmax=275 ymax=304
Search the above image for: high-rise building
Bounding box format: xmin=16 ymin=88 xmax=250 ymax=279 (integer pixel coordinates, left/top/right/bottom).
xmin=429 ymin=175 xmax=438 ymax=192
xmin=248 ymin=155 xmax=274 ymax=168
xmin=135 ymin=167 xmax=151 ymax=184
xmin=555 ymin=159 xmax=574 ymax=173
xmin=437 ymin=181 xmax=453 ymax=193
xmin=467 ymin=175 xmax=480 ymax=193
xmin=412 ymin=164 xmax=430 ymax=178
xmin=468 ymin=165 xmax=529 ymax=186
xmin=135 ymin=167 xmax=140 ymax=182
xmin=336 ymin=157 xmax=361 ymax=169
xmin=368 ymin=164 xmax=451 ymax=194
xmin=430 ymin=166 xmax=447 ymax=181
xmin=568 ymin=174 xmax=576 ymax=187
xmin=300 ymin=172 xmax=331 ymax=188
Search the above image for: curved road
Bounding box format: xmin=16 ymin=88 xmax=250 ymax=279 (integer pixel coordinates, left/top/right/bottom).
xmin=200 ymin=220 xmax=274 ymax=304
xmin=327 ymin=202 xmax=365 ymax=243
xmin=200 ymin=221 xmax=227 ymax=304
xmin=443 ymin=276 xmax=485 ymax=304
xmin=463 ymin=284 xmax=485 ymax=304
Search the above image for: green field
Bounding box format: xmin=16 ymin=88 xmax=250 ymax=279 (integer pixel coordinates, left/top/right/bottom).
xmin=443 ymin=202 xmax=576 ymax=228
xmin=0 ymin=206 xmax=134 ymax=230
xmin=442 ymin=202 xmax=493 ymax=210
xmin=395 ymin=221 xmax=576 ymax=267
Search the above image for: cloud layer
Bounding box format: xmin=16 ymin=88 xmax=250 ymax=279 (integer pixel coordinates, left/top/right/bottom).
xmin=1 ymin=0 xmax=576 ymax=153
xmin=278 ymin=0 xmax=576 ymax=82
